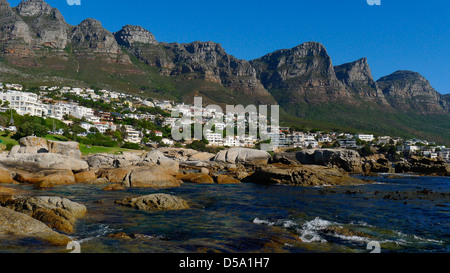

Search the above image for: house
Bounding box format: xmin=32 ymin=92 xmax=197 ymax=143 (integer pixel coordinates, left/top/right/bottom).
xmin=1 ymin=90 xmax=46 ymax=117
xmin=124 ymin=125 xmax=141 ymax=144
xmin=355 ymin=134 xmax=374 ymax=142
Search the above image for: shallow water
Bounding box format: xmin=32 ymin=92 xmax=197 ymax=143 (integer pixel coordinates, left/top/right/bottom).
xmin=1 ymin=174 xmax=449 ymax=253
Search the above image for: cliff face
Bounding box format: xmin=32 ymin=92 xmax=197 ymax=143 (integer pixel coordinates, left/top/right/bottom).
xmin=250 ymin=42 xmax=349 ymax=104
xmin=162 ymin=41 xmax=275 ymax=104
xmin=0 ymin=0 xmax=34 ymax=53
xmin=377 ymin=71 xmax=449 ymax=114
xmin=334 ymin=58 xmax=387 ymax=103
xmin=116 ymin=30 xmax=276 ymax=104
xmin=15 ymin=0 xmax=70 ymax=49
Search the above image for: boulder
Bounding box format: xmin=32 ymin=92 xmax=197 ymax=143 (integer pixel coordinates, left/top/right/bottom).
xmin=102 ymin=184 xmax=126 ymax=191
xmin=214 ymin=148 xmax=271 ymax=166
xmin=47 ymin=140 xmax=82 ymax=158
xmin=0 ymin=164 xmax=14 ymax=184
xmin=276 ymin=149 xmax=363 ymax=173
xmin=139 ymin=150 xmax=179 ymax=175
xmin=122 ymin=166 xmax=182 ymax=188
xmin=74 ymin=170 xmax=97 ymax=183
xmin=97 ymin=167 xmax=135 ymax=184
xmin=16 ymin=136 xmax=48 ymax=154
xmin=84 ymin=153 xmax=139 ymax=168
xmin=216 ymin=174 xmax=241 ymax=184
xmin=188 ymin=152 xmax=215 ymax=162
xmin=0 ymin=196 xmax=87 ymax=233
xmin=0 ymin=207 xmax=71 ymax=246
xmin=116 ymin=193 xmax=189 ymax=211
xmin=246 ymin=164 xmax=367 ymax=187
xmin=179 ymin=173 xmax=214 ymax=184
xmin=394 ymin=157 xmax=450 ymax=175
xmin=0 ymin=186 xmax=18 ymax=196
xmin=158 ymin=148 xmax=199 ymax=161
xmin=12 ymin=136 xmax=82 ymax=158
xmin=14 ymin=169 xmax=75 ymax=185
xmin=0 ymin=153 xmax=88 ymax=172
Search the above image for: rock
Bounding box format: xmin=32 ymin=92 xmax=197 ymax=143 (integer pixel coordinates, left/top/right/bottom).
xmin=216 ymin=175 xmax=241 ymax=184
xmin=14 ymin=169 xmax=75 ymax=185
xmin=158 ymin=148 xmax=200 ymax=161
xmin=363 ymin=161 xmax=394 ymax=173
xmin=0 ymin=185 xmax=17 ymax=195
xmin=395 ymin=156 xmax=450 ymax=175
xmin=13 ymin=136 xmax=82 ymax=158
xmin=0 ymin=153 xmax=88 ymax=172
xmin=246 ymin=164 xmax=367 ymax=186
xmin=0 ymin=196 xmax=86 ymax=233
xmin=200 ymin=167 xmax=210 ymax=175
xmin=0 ymin=164 xmax=14 ymax=184
xmin=0 ymin=206 xmax=71 ymax=246
xmin=280 ymin=149 xmax=363 ymax=173
xmin=179 ymin=173 xmax=214 ymax=184
xmin=102 ymin=184 xmax=126 ymax=191
xmin=85 ymin=153 xmax=141 ymax=169
xmin=214 ymin=148 xmax=271 ymax=166
xmin=116 ymin=193 xmax=189 ymax=211
xmin=47 ymin=140 xmax=82 ymax=158
xmin=140 ymin=150 xmax=179 ymax=175
xmin=114 ymin=25 xmax=158 ymax=47
xmin=122 ymin=166 xmax=182 ymax=188
xmin=86 ymin=178 xmax=110 ymax=185
xmin=108 ymin=232 xmax=132 ymax=239
xmin=189 ymin=152 xmax=215 ymax=162
xmin=74 ymin=170 xmax=97 ymax=183
xmin=17 ymin=136 xmax=48 ymax=154
xmin=97 ymin=167 xmax=135 ymax=184
xmin=323 ymin=226 xmax=374 ymax=239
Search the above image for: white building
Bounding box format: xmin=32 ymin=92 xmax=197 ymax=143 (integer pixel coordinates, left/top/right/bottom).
xmin=355 ymin=134 xmax=375 ymax=142
xmin=205 ymin=133 xmax=223 ymax=146
xmin=124 ymin=125 xmax=141 ymax=144
xmin=1 ymin=90 xmax=46 ymax=117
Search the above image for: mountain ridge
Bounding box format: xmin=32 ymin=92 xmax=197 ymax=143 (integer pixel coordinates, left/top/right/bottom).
xmin=0 ymin=0 xmax=449 ymax=144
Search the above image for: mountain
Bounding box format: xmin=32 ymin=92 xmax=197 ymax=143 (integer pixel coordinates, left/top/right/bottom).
xmin=250 ymin=42 xmax=349 ymax=105
xmin=0 ymin=0 xmax=449 ymax=144
xmin=334 ymin=58 xmax=386 ymax=103
xmin=377 ymin=70 xmax=449 ymax=114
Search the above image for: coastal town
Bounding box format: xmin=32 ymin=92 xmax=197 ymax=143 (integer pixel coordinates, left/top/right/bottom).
xmin=0 ymin=82 xmax=449 ymax=163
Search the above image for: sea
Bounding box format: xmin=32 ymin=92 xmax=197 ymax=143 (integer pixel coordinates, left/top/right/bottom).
xmin=0 ymin=174 xmax=448 ymax=254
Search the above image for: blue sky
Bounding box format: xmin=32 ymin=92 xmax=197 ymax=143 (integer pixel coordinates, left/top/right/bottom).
xmin=8 ymin=0 xmax=450 ymax=94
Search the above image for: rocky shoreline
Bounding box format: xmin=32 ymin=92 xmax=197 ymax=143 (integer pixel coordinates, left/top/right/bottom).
xmin=0 ymin=136 xmax=448 ymax=248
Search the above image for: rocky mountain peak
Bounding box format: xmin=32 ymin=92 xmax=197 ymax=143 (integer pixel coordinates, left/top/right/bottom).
xmin=377 ymin=70 xmax=448 ymax=113
xmin=0 ymin=0 xmax=34 ymax=48
xmin=334 ymin=58 xmax=386 ymax=100
xmin=114 ymin=25 xmax=158 ymax=47
xmin=16 ymin=0 xmax=60 ymax=18
xmin=14 ymin=0 xmax=68 ymax=49
xmin=71 ymin=18 xmax=121 ymax=54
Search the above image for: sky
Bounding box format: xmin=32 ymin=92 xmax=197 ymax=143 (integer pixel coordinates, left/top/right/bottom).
xmin=7 ymin=0 xmax=450 ymax=94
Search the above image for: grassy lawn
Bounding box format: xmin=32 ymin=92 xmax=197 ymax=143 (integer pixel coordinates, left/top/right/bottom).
xmin=0 ymin=134 xmax=19 ymax=151
xmin=0 ymin=133 xmax=140 ymax=156
xmin=79 ymin=143 xmax=139 ymax=156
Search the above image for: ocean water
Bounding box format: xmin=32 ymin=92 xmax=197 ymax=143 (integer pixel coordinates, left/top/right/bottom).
xmin=1 ymin=174 xmax=449 ymax=253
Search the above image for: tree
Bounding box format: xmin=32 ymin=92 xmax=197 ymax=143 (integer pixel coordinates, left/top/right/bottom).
xmin=359 ymin=144 xmax=374 ymax=156
xmin=14 ymin=121 xmax=48 ymax=139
